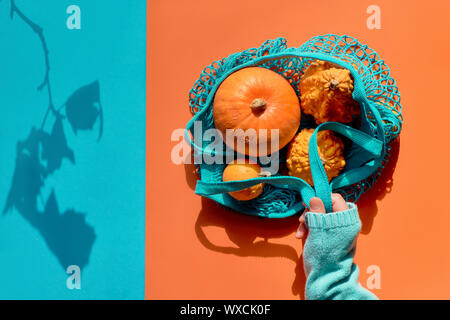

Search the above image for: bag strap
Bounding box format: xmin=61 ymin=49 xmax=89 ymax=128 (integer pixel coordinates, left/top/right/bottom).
xmin=195 ymin=176 xmax=316 ymax=209
xmin=308 ymin=121 xmax=383 ymax=212
xmin=185 ymin=112 xmax=236 ymax=158
xmin=330 ymin=102 xmax=386 ymax=189
xmin=195 ymin=119 xmax=383 ymax=213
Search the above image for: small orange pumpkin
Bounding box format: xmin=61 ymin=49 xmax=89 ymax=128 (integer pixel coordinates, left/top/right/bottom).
xmin=213 ymin=67 xmax=301 ymax=156
xmin=300 ymin=60 xmax=360 ymax=124
xmin=286 ymin=128 xmax=346 ymax=186
xmin=222 ymin=160 xmax=265 ymax=201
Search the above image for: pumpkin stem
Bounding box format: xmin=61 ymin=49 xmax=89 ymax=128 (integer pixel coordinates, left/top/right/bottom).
xmin=329 ymin=79 xmax=339 ymax=90
xmin=250 ymin=98 xmax=267 ymax=111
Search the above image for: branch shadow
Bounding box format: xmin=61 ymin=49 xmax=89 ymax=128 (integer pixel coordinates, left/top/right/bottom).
xmin=4 ymin=0 xmax=103 ymax=272
xmin=356 ymin=137 xmax=401 ymax=234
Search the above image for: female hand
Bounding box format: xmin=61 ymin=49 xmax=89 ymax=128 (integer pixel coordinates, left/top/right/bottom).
xmin=295 ymin=193 xmax=349 ymax=240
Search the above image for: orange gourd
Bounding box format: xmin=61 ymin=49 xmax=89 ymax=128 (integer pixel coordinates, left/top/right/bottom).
xmin=222 ymin=160 xmax=265 ymax=201
xmin=286 ymin=128 xmax=346 ymax=186
xmin=300 ymin=60 xmax=360 ymax=124
xmin=213 ymin=67 xmax=301 ymax=156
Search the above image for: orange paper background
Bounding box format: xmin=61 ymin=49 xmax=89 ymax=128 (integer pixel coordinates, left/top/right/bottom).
xmin=147 ymin=0 xmax=450 ymax=299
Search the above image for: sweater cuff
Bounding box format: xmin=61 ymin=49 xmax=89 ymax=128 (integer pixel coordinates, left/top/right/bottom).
xmin=305 ymin=202 xmax=360 ymax=229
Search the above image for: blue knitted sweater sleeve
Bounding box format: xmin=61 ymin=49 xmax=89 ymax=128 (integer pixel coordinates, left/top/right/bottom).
xmin=303 ymin=202 xmax=378 ymax=300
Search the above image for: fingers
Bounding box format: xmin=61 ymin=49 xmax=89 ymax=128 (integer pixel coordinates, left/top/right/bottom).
xmin=296 ymin=209 xmax=307 ymax=239
xmin=307 ymin=194 xmax=348 ymax=213
xmin=308 ymin=197 xmax=326 ymax=214
xmin=297 ymin=198 xmax=324 ymax=240
xmin=331 ymin=193 xmax=348 ymax=212
xmin=295 ymin=221 xmax=307 ymax=239
xmin=299 ymin=209 xmax=306 ymax=222
xmin=296 ymin=194 xmax=348 ymax=240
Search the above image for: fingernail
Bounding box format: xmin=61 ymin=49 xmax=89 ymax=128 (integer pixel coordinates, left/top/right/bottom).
xmin=310 ymin=201 xmax=320 ymax=211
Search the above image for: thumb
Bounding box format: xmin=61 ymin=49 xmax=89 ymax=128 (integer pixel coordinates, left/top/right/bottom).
xmin=308 ymin=197 xmax=326 ymax=214
xmin=331 ymin=193 xmax=348 ymax=212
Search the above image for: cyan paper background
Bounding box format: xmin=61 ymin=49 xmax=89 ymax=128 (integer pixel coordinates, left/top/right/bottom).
xmin=0 ymin=0 xmax=146 ymax=299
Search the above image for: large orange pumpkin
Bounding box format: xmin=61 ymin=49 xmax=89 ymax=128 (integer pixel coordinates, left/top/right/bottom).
xmin=213 ymin=67 xmax=301 ymax=156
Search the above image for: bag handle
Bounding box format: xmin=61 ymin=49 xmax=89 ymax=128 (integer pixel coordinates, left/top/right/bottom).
xmin=330 ymin=102 xmax=386 ymax=189
xmin=196 ymin=176 xmax=316 ymax=207
xmin=185 ymin=112 xmax=237 ymax=158
xmin=308 ymin=121 xmax=383 ymax=212
xmin=195 ymin=121 xmax=383 ymax=213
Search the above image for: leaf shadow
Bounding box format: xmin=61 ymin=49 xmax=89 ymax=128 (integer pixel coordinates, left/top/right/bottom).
xmin=66 ymin=81 xmax=103 ymax=140
xmin=3 ymin=122 xmax=97 ymax=270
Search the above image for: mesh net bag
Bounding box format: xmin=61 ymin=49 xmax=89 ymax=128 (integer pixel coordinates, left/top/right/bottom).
xmin=185 ymin=34 xmax=402 ymax=218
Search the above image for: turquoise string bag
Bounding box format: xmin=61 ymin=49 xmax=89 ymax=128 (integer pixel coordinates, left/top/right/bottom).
xmin=185 ymin=35 xmax=402 ymax=217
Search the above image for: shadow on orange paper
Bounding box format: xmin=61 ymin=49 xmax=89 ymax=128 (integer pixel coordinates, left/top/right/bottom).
xmin=189 ymin=137 xmax=400 ymax=299
xmin=194 ymin=197 xmax=306 ymax=298
xmin=357 ymin=137 xmax=400 ymax=234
